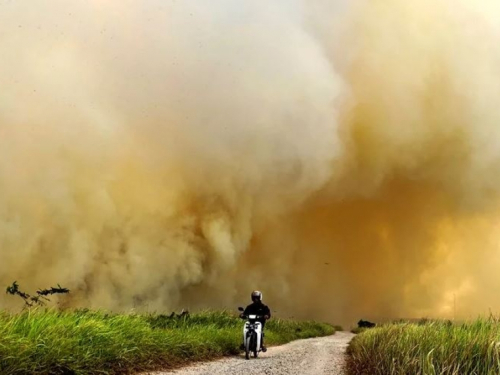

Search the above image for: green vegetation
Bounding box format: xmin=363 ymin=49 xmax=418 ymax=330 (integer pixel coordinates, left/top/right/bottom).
xmin=350 ymin=326 xmax=368 ymax=334
xmin=333 ymin=324 xmax=344 ymax=332
xmin=347 ymin=319 xmax=500 ymax=375
xmin=0 ymin=309 xmax=334 ymax=374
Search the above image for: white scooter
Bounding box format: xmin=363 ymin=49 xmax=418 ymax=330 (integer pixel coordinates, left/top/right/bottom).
xmin=238 ymin=307 xmax=264 ymax=360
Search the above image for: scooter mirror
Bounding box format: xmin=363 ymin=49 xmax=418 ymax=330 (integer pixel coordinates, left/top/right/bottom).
xmin=238 ymin=307 xmax=244 ymax=312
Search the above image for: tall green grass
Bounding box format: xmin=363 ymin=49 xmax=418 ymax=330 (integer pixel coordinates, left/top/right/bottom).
xmin=0 ymin=309 xmax=334 ymax=374
xmin=347 ymin=319 xmax=500 ymax=375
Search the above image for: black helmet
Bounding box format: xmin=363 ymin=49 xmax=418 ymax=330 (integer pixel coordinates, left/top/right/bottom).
xmin=251 ymin=290 xmax=263 ymax=302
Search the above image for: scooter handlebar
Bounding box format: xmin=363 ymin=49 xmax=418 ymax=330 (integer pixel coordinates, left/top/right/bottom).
xmin=240 ymin=314 xmax=266 ymax=320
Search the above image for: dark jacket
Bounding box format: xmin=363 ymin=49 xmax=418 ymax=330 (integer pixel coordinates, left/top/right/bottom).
xmin=243 ymin=302 xmax=271 ymax=324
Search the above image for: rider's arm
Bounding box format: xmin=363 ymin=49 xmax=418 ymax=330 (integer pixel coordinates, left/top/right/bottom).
xmin=264 ymin=305 xmax=271 ymax=319
xmin=243 ymin=305 xmax=251 ymax=316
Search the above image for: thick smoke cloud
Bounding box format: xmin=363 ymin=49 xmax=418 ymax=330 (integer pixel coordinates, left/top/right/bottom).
xmin=1 ymin=0 xmax=500 ymax=325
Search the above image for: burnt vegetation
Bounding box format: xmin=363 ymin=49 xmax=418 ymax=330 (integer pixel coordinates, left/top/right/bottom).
xmin=6 ymin=281 xmax=69 ymax=307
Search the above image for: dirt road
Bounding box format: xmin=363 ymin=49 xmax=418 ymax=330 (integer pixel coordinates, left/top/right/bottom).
xmin=154 ymin=332 xmax=354 ymax=375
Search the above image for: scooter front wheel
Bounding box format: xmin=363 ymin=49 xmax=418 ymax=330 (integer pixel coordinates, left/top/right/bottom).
xmin=251 ymin=332 xmax=258 ymax=358
xmin=245 ymin=336 xmax=251 ymax=360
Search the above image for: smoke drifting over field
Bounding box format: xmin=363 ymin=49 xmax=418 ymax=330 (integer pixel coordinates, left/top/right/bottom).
xmin=1 ymin=0 xmax=500 ymax=324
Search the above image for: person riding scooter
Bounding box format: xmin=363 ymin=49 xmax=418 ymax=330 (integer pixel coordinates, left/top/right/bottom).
xmin=240 ymin=290 xmax=271 ymax=352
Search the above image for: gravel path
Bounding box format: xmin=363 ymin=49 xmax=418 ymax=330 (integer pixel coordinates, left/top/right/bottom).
xmin=152 ymin=332 xmax=354 ymax=375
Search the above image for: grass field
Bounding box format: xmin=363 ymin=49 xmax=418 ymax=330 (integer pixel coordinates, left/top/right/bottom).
xmin=347 ymin=319 xmax=500 ymax=375
xmin=0 ymin=309 xmax=334 ymax=374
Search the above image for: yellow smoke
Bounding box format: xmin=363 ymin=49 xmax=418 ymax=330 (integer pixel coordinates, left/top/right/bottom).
xmin=1 ymin=0 xmax=500 ymax=325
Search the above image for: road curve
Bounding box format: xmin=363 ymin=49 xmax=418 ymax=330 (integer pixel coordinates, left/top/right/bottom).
xmin=152 ymin=331 xmax=355 ymax=375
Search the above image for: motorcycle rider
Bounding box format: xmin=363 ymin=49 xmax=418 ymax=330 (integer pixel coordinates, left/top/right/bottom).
xmin=240 ymin=290 xmax=271 ymax=352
